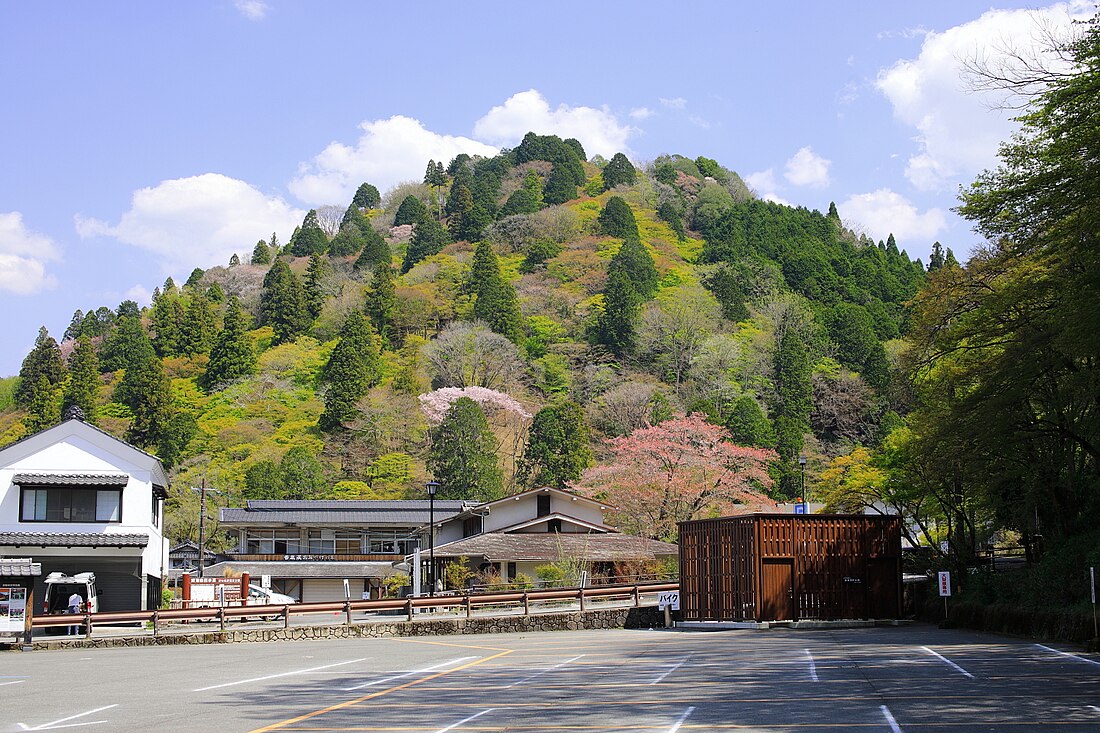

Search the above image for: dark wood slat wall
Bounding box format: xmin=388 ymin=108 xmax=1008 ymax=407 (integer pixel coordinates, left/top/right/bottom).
xmin=679 ymin=514 xmax=901 ymax=622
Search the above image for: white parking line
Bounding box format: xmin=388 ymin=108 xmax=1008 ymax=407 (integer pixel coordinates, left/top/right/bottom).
xmin=0 ymin=680 xmax=27 ymax=687
xmin=668 ymin=706 xmax=695 ymax=733
xmin=650 ymin=655 xmax=691 ymax=685
xmin=880 ymin=704 xmax=904 ymax=733
xmin=1036 ymin=644 xmax=1100 ymax=667
xmin=434 ymin=708 xmax=495 ymax=733
xmin=194 ymin=658 xmax=368 ymax=691
xmin=805 ymin=649 xmax=818 ymax=682
xmin=342 ymin=657 xmax=478 ymax=691
xmin=17 ymin=704 xmax=117 ymax=731
xmin=504 ymin=655 xmax=585 ymax=689
xmin=921 ymin=646 xmax=974 ymax=678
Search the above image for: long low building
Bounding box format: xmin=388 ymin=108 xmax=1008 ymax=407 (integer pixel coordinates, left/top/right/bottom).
xmin=213 ymin=499 xmax=470 ymax=601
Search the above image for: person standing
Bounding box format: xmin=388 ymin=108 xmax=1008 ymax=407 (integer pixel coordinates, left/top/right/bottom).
xmin=67 ymin=591 xmax=83 ymax=635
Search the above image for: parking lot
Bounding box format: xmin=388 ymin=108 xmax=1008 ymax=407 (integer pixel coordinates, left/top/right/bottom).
xmin=3 ymin=624 xmax=1100 ymax=732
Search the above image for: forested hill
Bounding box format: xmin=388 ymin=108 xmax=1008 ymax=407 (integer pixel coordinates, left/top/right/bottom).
xmin=0 ymin=131 xmax=930 ymax=543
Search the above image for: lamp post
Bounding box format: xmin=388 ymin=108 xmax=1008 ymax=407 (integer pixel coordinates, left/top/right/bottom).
xmin=798 ymin=455 xmax=807 ymax=514
xmin=425 ymin=481 xmax=439 ymax=597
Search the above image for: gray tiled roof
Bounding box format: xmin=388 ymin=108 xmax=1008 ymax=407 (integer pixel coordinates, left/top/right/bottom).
xmin=221 ymin=500 xmax=469 ymax=526
xmin=12 ymin=471 xmax=129 ymax=486
xmin=202 ymin=560 xmax=396 ymax=579
xmin=0 ymin=531 xmax=149 ymax=548
xmin=429 ymin=533 xmax=679 ymax=562
xmin=0 ymin=559 xmax=41 ymax=576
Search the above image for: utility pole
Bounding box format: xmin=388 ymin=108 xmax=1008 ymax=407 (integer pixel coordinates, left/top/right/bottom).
xmin=190 ymin=480 xmax=223 ymax=576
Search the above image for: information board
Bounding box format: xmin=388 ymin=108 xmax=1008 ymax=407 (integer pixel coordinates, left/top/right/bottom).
xmin=938 ymin=571 xmax=952 ymax=597
xmin=0 ymin=586 xmax=27 ymax=633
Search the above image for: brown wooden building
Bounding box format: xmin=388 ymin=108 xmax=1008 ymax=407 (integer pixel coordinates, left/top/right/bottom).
xmin=679 ymin=514 xmax=901 ymax=622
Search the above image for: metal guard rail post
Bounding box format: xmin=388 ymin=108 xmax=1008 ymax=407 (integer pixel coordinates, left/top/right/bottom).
xmin=30 ymin=581 xmax=678 ymax=632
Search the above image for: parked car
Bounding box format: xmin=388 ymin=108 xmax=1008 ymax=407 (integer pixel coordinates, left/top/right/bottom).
xmin=245 ymin=585 xmax=296 ymax=621
xmin=42 ymin=572 xmax=98 ymax=634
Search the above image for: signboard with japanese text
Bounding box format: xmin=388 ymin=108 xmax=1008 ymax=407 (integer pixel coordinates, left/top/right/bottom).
xmin=938 ymin=571 xmax=951 ymax=597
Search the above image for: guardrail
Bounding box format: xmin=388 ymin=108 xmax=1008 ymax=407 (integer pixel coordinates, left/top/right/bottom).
xmin=31 ymin=581 xmax=679 ymax=638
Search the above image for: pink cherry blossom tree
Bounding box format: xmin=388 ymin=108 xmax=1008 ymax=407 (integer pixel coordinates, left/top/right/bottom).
xmin=418 ymin=386 xmax=531 ymax=425
xmin=575 ymin=413 xmax=777 ymax=540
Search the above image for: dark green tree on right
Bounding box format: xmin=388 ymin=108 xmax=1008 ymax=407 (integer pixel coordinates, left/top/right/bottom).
xmin=601 ymin=152 xmax=637 ymax=190
xmin=518 ymin=400 xmax=592 ymax=488
xmin=469 ymin=241 xmax=524 ymax=342
xmin=393 ymin=195 xmax=428 ymax=227
xmin=199 ymin=296 xmax=256 ymax=392
xmin=15 ymin=327 xmax=65 ymax=409
xmin=352 ymin=182 xmax=381 ymax=210
xmin=62 ymin=336 xmax=100 ymax=423
xmin=318 ymin=310 xmax=382 ymax=431
xmin=288 ymin=209 xmax=329 ymax=256
xmin=428 ymin=397 xmax=504 ymax=501
xmin=259 ymin=259 xmax=309 ymax=345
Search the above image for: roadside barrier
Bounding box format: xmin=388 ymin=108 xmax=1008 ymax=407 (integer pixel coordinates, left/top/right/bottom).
xmin=31 ymin=580 xmax=678 ymax=638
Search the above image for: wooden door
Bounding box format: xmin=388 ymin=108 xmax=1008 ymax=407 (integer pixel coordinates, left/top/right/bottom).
xmin=760 ymin=559 xmax=794 ymax=621
xmin=865 ymin=558 xmax=900 ymax=619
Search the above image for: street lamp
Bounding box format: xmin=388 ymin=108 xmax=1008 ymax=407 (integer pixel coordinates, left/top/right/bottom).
xmin=797 ymin=455 xmax=807 ymax=514
xmin=425 ymin=481 xmax=439 ymax=597
xmin=189 ymin=480 xmax=223 ymax=576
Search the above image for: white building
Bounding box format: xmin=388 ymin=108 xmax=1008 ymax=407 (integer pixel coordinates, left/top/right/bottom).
xmin=0 ymin=416 xmax=169 ymax=611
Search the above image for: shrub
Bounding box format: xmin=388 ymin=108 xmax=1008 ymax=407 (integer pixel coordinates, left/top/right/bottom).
xmin=383 ymin=573 xmax=409 ymax=598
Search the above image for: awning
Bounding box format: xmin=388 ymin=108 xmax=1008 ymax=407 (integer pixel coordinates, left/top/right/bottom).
xmin=0 ymin=558 xmax=41 ymax=576
xmin=12 ymin=471 xmax=130 ymax=486
xmin=201 ymin=561 xmax=397 ymax=579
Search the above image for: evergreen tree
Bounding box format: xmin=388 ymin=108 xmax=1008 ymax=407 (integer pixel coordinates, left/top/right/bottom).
xmin=364 ymin=263 xmax=397 ymax=348
xmin=428 ymin=396 xmax=503 ymax=501
xmin=15 ymin=327 xmax=65 ymax=408
xmin=229 ymin=253 xmax=241 ymax=266
xmin=304 ymin=252 xmax=328 ymax=321
xmin=259 ymin=259 xmax=309 ymax=344
xmin=269 ymin=232 xmax=280 ymax=257
xmin=393 ymin=195 xmax=428 ymax=227
xmin=352 ymin=227 xmax=391 ymax=270
xmin=563 ymin=138 xmax=586 ymax=162
xmin=251 ymin=239 xmax=272 ymax=265
xmin=773 ymin=327 xmax=812 ymax=495
xmin=542 ymin=164 xmax=577 ymax=205
xmin=113 ymin=351 xmax=173 ymax=450
xmin=518 ymin=400 xmax=592 ymax=488
xmin=243 ymin=460 xmax=282 ymax=500
xmin=595 ymin=268 xmax=641 ymax=353
xmin=24 ymin=375 xmax=59 ymax=433
xmin=206 ymin=283 xmax=224 ymax=303
xmin=288 ymin=209 xmax=329 ymax=256
xmin=862 ymin=342 xmax=890 ymax=391
xmin=401 ymin=214 xmax=450 ymax=273
xmin=99 ymin=315 xmax=153 ymax=372
xmin=826 ymin=303 xmax=878 ymax=372
xmin=446 ymin=184 xmax=474 ymax=238
xmin=424 ymin=159 xmax=446 ymax=217
xmin=725 ymin=395 xmax=775 ymax=447
xmin=608 ymin=236 xmax=658 ymax=300
xmin=318 ymin=310 xmax=381 ymax=431
xmin=446 ymin=153 xmax=471 ymax=177
xmin=469 ymin=241 xmax=524 ymax=342
xmin=184 ymin=268 xmax=204 ymax=289
xmin=499 ymin=187 xmax=541 ymax=217
xmin=62 ymin=336 xmax=99 ymax=423
xmin=150 ymin=289 xmax=183 ymax=357
xmin=943 ymin=248 xmax=960 ymax=268
xmin=178 ymin=294 xmax=216 ymax=356
xmin=157 ymin=411 xmax=196 ymax=469
xmin=700 ymin=265 xmax=749 ymax=322
xmin=278 ymin=446 xmax=329 ymax=499
xmin=200 ymin=296 xmax=256 ymax=392
xmin=827 ymin=201 xmax=840 ymax=221
xmin=117 ymin=300 xmax=140 ymax=319
xmin=928 ymin=241 xmax=945 ymax=271
xmin=351 ymin=182 xmax=381 ymax=210
xmin=656 ymin=201 xmax=686 ymax=240
xmin=598 ymin=196 xmax=640 ymax=240
xmin=63 ymin=309 xmax=84 ymax=342
xmin=601 ymin=152 xmax=638 ymax=190
xmin=329 ymin=222 xmax=365 ymax=257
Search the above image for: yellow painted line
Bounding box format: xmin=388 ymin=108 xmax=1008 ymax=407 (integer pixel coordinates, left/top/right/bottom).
xmin=393 ymin=638 xmax=512 ymax=653
xmin=248 ymin=650 xmax=515 ymax=733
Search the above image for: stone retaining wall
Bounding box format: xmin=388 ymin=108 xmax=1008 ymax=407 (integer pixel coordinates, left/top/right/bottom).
xmin=29 ymin=607 xmax=665 ymax=651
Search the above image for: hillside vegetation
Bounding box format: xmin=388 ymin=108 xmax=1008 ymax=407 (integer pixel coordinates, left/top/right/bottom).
xmin=5 ymin=131 xmax=927 ymax=547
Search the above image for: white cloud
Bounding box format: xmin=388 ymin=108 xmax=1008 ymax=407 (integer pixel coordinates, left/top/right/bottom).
xmin=659 ymin=97 xmax=687 ymax=109
xmin=234 ymin=0 xmax=268 ymax=20
xmin=745 ymin=169 xmax=778 ymax=194
xmin=629 ymin=107 xmax=654 ymax=120
xmin=290 ymin=115 xmax=497 ymax=206
xmin=839 ymin=189 xmax=947 ymax=245
xmin=76 ymin=173 xmax=304 ymax=272
xmin=876 ymin=2 xmax=1087 ymax=191
xmin=0 ymin=212 xmax=59 ymax=295
xmin=784 ymin=146 xmax=831 ymax=187
xmin=761 ymin=193 xmax=791 ymax=206
xmin=472 ymin=90 xmax=636 ymax=159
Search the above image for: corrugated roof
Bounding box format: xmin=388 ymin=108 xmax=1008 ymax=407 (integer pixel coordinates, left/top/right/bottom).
xmin=202 ymin=560 xmax=396 ymax=579
xmin=242 ymin=500 xmax=470 ymax=510
xmin=0 ymin=531 xmax=149 ymax=548
xmin=220 ymin=503 xmax=467 ymax=526
xmin=0 ymin=558 xmax=41 ymax=576
xmin=12 ymin=471 xmax=129 ymax=486
xmin=429 ymin=533 xmax=679 ymax=563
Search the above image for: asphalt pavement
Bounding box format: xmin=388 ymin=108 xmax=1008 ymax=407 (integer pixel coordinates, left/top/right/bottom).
xmin=3 ymin=624 xmax=1100 ymax=732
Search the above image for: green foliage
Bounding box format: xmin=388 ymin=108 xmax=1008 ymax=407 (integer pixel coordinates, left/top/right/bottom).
xmin=62 ymin=337 xmax=99 ymax=422
xmin=260 ymin=260 xmax=309 ymax=345
xmin=288 ymin=209 xmax=329 ymax=256
xmin=364 ymin=263 xmax=398 ymax=349
xmin=608 ymin=236 xmax=658 ymax=300
xmin=277 ymin=446 xmax=330 ymax=499
xmin=594 ymin=269 xmax=641 ymax=353
xmin=304 ymin=253 xmax=328 ymax=321
xmin=513 ymin=132 xmax=585 ymax=185
xmin=725 ymin=395 xmax=775 ymax=447
xmin=542 ymin=164 xmax=578 ymax=205
xmin=393 ymin=195 xmax=428 ymax=227
xmin=826 ymin=302 xmax=879 ymax=372
xmin=318 ymin=310 xmax=381 ymax=431
xmin=700 ymin=265 xmax=749 ymax=322
xmin=251 ymin=239 xmax=272 ymax=265
xmin=443 ymin=559 xmax=473 ymax=591
xmin=15 ymin=327 xmax=64 ymax=409
xmin=382 ymin=573 xmax=409 ymax=598
xmin=401 ymin=214 xmax=450 ymax=273
xmin=519 ymin=400 xmax=592 ymax=488
xmin=352 ymin=227 xmax=390 ymax=270
xmin=200 ymin=296 xmax=256 ymax=392
xmin=469 ymin=241 xmax=523 ymax=342
xmin=601 ymin=152 xmax=637 ymax=190
xmin=178 ymin=293 xmax=216 ymax=356
xmin=113 ymin=352 xmax=173 ymax=450
xmin=597 ymin=196 xmax=639 ymax=240
xmin=773 ymin=326 xmax=812 ymax=495
xmin=428 ymin=396 xmax=503 ymax=501
xmin=500 ymin=187 xmax=542 ymax=217
xmin=352 ymin=182 xmax=381 ymax=210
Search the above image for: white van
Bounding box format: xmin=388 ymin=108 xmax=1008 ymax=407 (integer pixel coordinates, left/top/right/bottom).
xmin=244 ymin=584 xmax=296 ymax=622
xmin=42 ymin=572 xmax=98 ymax=634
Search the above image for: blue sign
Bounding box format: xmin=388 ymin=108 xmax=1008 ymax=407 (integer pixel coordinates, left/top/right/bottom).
xmin=794 ymin=503 xmax=807 ymax=514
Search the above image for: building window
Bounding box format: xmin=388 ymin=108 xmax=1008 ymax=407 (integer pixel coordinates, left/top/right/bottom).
xmin=367 ymin=529 xmax=418 ymax=555
xmin=307 ymin=530 xmax=335 ymax=554
xmin=20 ymin=486 xmax=122 ymax=523
xmin=537 ymin=494 xmax=551 ymax=517
xmin=508 ymin=562 xmax=517 ymax=580
xmin=547 ymin=518 xmax=562 ymax=533
xmin=152 ymin=493 xmax=161 ymax=528
xmin=463 ymin=516 xmax=481 ymax=538
xmin=245 ymin=530 xmax=302 ymax=554
xmin=335 ymin=531 xmax=364 ymax=554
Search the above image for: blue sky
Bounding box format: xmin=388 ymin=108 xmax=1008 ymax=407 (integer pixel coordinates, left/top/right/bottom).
xmin=0 ymin=1 xmax=1090 ymax=376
